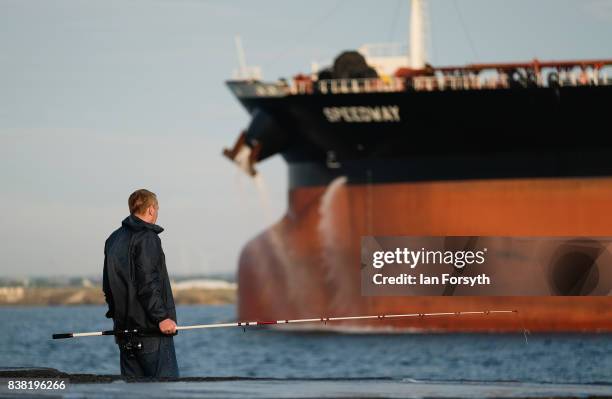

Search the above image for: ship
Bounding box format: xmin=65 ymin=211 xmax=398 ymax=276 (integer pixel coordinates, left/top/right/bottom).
xmin=223 ymin=0 xmax=612 ymax=332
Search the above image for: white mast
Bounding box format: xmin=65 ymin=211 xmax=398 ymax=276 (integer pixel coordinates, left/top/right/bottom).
xmin=410 ymin=0 xmax=427 ymax=69
xmin=232 ymin=35 xmax=262 ymax=80
xmin=234 ymin=35 xmax=248 ymax=79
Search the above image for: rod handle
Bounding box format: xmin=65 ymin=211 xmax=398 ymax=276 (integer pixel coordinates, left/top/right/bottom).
xmin=52 ymin=333 xmax=73 ymax=339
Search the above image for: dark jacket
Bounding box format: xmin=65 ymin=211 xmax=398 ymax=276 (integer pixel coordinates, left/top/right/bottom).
xmin=103 ymin=215 xmax=176 ymax=332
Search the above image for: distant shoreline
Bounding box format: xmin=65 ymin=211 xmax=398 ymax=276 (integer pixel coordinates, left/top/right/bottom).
xmin=0 ymin=286 xmax=235 ymax=306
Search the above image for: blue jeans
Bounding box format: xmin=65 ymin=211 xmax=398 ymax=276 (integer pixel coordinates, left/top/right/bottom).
xmin=119 ymin=335 xmax=179 ymax=378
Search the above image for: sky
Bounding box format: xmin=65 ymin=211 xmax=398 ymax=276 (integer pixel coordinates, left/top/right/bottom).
xmin=1 ymin=0 xmax=611 ymax=278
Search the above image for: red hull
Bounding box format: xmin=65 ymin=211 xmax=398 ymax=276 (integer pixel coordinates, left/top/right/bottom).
xmin=237 ymin=177 xmax=612 ymax=332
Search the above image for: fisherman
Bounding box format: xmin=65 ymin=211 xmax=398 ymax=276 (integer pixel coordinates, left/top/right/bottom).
xmin=102 ymin=189 xmax=179 ymax=378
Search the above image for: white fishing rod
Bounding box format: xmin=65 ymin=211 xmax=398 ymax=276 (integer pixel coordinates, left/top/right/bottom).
xmin=52 ymin=310 xmax=517 ymax=339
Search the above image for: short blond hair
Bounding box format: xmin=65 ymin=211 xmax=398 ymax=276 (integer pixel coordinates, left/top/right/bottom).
xmin=128 ymin=189 xmax=158 ymax=215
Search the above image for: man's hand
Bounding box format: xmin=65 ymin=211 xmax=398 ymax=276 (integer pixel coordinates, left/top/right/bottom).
xmin=159 ymin=318 xmax=177 ymax=335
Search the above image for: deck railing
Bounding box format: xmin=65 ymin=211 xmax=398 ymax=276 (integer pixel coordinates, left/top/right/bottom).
xmin=229 ymin=70 xmax=611 ymax=98
xmin=308 ymin=72 xmax=611 ymax=95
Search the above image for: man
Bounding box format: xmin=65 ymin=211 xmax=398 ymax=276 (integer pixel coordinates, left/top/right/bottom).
xmin=103 ymin=189 xmax=179 ymax=378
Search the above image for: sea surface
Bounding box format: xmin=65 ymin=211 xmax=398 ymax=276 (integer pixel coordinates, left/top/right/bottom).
xmin=2 ymin=305 xmax=612 ymax=397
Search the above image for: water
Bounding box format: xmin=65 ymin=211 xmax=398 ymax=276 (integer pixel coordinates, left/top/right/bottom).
xmin=2 ymin=305 xmax=612 ymax=385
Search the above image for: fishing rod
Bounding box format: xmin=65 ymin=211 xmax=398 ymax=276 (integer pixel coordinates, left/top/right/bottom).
xmin=52 ymin=310 xmax=517 ymax=339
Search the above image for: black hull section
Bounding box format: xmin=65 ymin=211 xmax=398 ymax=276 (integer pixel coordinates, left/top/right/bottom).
xmin=232 ymin=85 xmax=612 ymax=187
xmin=287 ymin=150 xmax=612 ymax=189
